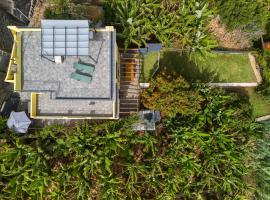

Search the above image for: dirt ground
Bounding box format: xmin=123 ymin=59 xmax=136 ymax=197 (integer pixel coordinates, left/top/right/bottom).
xmin=29 ymin=0 xmax=47 ymax=27
xmin=209 ymin=16 xmax=252 ymax=50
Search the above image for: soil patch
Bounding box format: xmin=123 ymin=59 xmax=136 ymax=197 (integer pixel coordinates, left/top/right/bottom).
xmin=209 ymin=16 xmax=251 ymax=50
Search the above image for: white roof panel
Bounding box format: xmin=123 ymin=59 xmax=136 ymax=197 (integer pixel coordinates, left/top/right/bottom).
xmin=41 ymin=20 xmax=89 ymax=56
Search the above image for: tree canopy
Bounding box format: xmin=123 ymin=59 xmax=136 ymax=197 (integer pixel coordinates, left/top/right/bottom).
xmin=141 ymin=72 xmax=203 ymax=117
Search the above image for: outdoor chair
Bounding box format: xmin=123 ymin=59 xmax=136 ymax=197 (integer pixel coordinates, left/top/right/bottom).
xmin=70 ymin=71 xmax=92 ymax=83
xmin=73 ymin=63 xmax=95 ymax=75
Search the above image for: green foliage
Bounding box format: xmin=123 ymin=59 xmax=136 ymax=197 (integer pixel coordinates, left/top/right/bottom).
xmin=44 ymin=0 xmax=104 ymax=21
xmin=265 ymin=22 xmax=270 ymax=40
xmin=44 ymin=0 xmax=74 ymax=19
xmin=141 ymin=72 xmax=203 ymax=117
xmin=163 ymin=86 xmax=256 ymax=199
xmin=0 ymin=87 xmax=257 ymax=199
xmin=174 ymin=0 xmax=217 ymax=54
xmin=0 ymin=119 xmax=135 ymax=199
xmin=105 ymin=0 xmax=217 ymax=53
xmin=215 ymin=0 xmax=269 ymax=37
xmin=256 ymin=50 xmax=270 ymax=95
xmin=255 ymin=120 xmax=270 ymax=199
xmin=0 ymin=116 xmax=7 ymax=133
xmin=0 ymin=133 xmax=51 ymax=199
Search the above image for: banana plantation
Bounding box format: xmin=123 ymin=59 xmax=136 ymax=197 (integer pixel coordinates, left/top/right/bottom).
xmin=0 ymin=85 xmax=262 ymax=199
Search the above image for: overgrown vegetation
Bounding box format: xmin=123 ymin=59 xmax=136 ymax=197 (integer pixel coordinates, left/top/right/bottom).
xmin=162 ymin=86 xmax=256 ymax=199
xmin=256 ymin=50 xmax=270 ymax=95
xmin=44 ymin=0 xmax=104 ymax=22
xmin=255 ymin=120 xmax=270 ymax=199
xmin=105 ymin=0 xmax=217 ymax=52
xmin=214 ymin=0 xmax=270 ymax=42
xmin=0 ymin=116 xmax=7 ymax=133
xmin=0 ymin=82 xmax=258 ymax=199
xmin=141 ymin=72 xmax=203 ymax=117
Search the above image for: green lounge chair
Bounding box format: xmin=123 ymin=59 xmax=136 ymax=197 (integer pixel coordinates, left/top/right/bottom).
xmin=70 ymin=71 xmax=92 ymax=83
xmin=73 ymin=63 xmax=95 ymax=75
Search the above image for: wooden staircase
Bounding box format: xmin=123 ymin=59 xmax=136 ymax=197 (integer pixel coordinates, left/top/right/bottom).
xmin=119 ymin=49 xmax=141 ymax=116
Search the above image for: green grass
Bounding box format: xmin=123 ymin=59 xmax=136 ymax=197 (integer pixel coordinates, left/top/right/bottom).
xmin=159 ymin=51 xmax=257 ymax=83
xmin=141 ymin=52 xmax=159 ymax=82
xmin=246 ymin=88 xmax=270 ymax=118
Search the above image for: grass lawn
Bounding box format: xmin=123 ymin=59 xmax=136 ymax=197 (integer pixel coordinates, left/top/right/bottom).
xmin=246 ymin=88 xmax=270 ymax=118
xmin=141 ymin=52 xmax=159 ymax=82
xmin=159 ymin=51 xmax=257 ymax=83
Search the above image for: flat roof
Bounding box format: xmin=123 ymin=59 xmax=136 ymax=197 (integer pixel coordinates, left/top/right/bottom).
xmin=19 ymin=28 xmax=118 ymax=118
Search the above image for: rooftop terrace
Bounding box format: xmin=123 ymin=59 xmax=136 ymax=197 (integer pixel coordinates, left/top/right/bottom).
xmin=22 ymin=30 xmax=114 ymax=99
xmin=7 ymin=24 xmax=119 ymax=119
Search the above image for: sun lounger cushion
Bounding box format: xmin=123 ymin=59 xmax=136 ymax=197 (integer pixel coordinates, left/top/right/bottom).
xmin=73 ymin=63 xmax=95 ymax=75
xmin=70 ymin=71 xmax=92 ymax=83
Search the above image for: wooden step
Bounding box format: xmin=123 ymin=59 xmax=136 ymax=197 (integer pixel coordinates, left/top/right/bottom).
xmin=120 ymin=103 xmax=139 ymax=108
xmin=120 ymin=111 xmax=138 ymax=115
xmin=120 ymin=99 xmax=139 ymax=104
xmin=120 ymin=71 xmax=140 ymax=75
xmin=120 ymin=86 xmax=140 ymax=90
xmin=120 ymin=108 xmax=138 ymax=112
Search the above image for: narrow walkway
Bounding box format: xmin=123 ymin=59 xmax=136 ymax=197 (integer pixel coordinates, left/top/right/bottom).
xmin=119 ymin=49 xmax=141 ymax=116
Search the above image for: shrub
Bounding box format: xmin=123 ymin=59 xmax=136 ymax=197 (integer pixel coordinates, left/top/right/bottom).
xmin=256 ymin=50 xmax=270 ymax=95
xmin=141 ymin=72 xmax=203 ymax=117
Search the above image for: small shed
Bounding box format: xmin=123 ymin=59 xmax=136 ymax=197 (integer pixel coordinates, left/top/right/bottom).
xmin=133 ymin=110 xmax=161 ymax=131
xmin=7 ymin=111 xmax=31 ymax=133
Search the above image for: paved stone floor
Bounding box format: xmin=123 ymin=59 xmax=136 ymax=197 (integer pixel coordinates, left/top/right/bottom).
xmin=20 ymin=30 xmax=116 ymax=116
xmin=22 ymin=31 xmax=113 ymax=98
xmin=37 ymin=93 xmax=113 ymax=116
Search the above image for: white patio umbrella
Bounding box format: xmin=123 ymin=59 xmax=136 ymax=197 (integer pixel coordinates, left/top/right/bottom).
xmin=7 ymin=111 xmax=31 ymax=133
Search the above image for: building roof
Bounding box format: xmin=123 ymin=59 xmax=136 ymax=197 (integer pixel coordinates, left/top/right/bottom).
xmin=8 ymin=23 xmax=118 ymax=119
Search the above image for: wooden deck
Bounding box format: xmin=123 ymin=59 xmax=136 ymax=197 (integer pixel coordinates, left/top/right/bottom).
xmin=119 ymin=49 xmax=141 ymax=116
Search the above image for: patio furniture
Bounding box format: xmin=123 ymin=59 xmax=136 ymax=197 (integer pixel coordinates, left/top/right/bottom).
xmin=73 ymin=63 xmax=95 ymax=75
xmin=70 ymin=71 xmax=92 ymax=83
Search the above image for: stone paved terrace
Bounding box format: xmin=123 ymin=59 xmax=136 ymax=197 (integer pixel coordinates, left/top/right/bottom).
xmin=22 ymin=31 xmax=113 ymax=98
xmin=20 ymin=29 xmax=117 ymax=117
xmin=37 ymin=93 xmax=113 ymax=116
